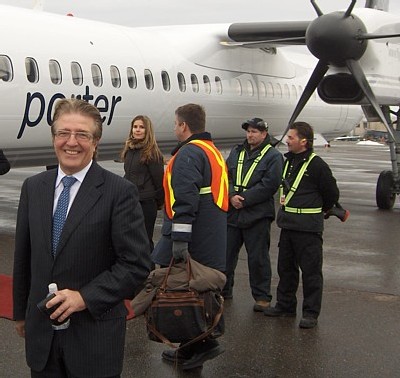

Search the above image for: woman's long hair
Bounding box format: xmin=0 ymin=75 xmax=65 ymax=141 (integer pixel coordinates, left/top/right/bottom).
xmin=120 ymin=115 xmax=164 ymax=163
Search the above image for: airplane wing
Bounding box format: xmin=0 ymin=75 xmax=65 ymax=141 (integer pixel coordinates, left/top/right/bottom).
xmin=225 ymin=21 xmax=309 ymax=47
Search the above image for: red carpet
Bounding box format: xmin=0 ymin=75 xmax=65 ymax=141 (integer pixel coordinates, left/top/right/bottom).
xmin=0 ymin=274 xmax=134 ymax=321
xmin=0 ymin=274 xmax=13 ymax=320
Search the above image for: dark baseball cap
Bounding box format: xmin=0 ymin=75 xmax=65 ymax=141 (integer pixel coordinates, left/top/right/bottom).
xmin=241 ymin=117 xmax=268 ymax=131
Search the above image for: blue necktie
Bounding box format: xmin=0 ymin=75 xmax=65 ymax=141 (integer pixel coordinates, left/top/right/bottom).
xmin=52 ymin=176 xmax=77 ymax=256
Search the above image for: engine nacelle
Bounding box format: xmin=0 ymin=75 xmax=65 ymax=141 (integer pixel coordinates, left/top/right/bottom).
xmin=317 ymin=73 xmax=365 ymax=104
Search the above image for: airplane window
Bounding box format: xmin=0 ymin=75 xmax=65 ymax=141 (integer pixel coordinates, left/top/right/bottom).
xmin=266 ymin=82 xmax=274 ymax=97
xmin=161 ymin=71 xmax=171 ymax=92
xmin=91 ymin=64 xmax=103 ymax=87
xmin=177 ymin=72 xmax=186 ymax=92
xmin=215 ymin=76 xmax=222 ymax=94
xmin=144 ymin=69 xmax=154 ymax=90
xmin=291 ymin=85 xmax=297 ymax=99
xmin=298 ymin=85 xmax=303 ymax=95
xmin=49 ymin=60 xmax=62 ymax=85
xmin=0 ymin=55 xmax=13 ymax=82
xmin=25 ymin=57 xmax=39 ymax=84
xmin=203 ymin=75 xmax=211 ymax=94
xmin=246 ymin=80 xmax=254 ymax=96
xmin=284 ymin=84 xmax=290 ymax=99
xmin=71 ymin=62 xmax=83 ymax=86
xmin=235 ymin=79 xmax=242 ymax=96
xmin=110 ymin=65 xmax=121 ymax=88
xmin=191 ymin=74 xmax=199 ymax=93
xmin=127 ymin=67 xmax=137 ymax=89
xmin=275 ymin=83 xmax=282 ymax=98
xmin=259 ymin=82 xmax=266 ymax=97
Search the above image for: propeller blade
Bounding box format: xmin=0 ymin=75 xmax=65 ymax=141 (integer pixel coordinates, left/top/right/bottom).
xmin=310 ymin=0 xmax=323 ymax=17
xmin=287 ymin=60 xmax=329 ymax=126
xmin=357 ymin=33 xmax=400 ymax=40
xmin=344 ymin=0 xmax=357 ymax=18
xmin=346 ymin=59 xmax=396 ymax=140
xmin=274 ymin=60 xmax=329 ymax=146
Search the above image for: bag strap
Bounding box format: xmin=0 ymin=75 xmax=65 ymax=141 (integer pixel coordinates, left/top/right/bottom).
xmin=176 ymin=296 xmax=224 ymax=352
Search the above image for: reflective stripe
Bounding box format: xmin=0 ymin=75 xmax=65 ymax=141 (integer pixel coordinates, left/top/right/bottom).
xmin=235 ymin=144 xmax=271 ymax=192
xmin=283 ymin=206 xmax=322 ymax=214
xmin=163 ymin=139 xmax=229 ymax=220
xmin=280 ymin=153 xmax=322 ymax=214
xmin=199 ymin=186 xmax=211 ymax=194
xmin=190 ymin=140 xmax=229 ymax=210
xmin=234 ymin=186 xmax=247 ymax=192
xmin=172 ymin=223 xmax=193 ymax=233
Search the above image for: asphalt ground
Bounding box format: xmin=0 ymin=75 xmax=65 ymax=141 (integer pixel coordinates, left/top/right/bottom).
xmin=1 ymin=141 xmax=399 ymax=377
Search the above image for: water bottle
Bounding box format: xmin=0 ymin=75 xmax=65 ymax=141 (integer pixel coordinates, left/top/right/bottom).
xmin=37 ymin=283 xmax=70 ymax=330
xmin=48 ymin=283 xmax=70 ymax=330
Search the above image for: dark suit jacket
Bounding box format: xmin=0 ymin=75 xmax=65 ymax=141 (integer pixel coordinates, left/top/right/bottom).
xmin=13 ymin=162 xmax=151 ymax=376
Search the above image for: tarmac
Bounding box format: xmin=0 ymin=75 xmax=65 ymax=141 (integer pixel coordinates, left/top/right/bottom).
xmin=1 ymin=141 xmax=399 ymax=377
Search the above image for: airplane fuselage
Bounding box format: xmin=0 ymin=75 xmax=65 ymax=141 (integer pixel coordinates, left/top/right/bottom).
xmin=0 ymin=5 xmax=362 ymax=167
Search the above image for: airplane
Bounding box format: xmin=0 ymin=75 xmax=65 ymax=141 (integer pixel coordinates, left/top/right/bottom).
xmin=225 ymin=0 xmax=400 ymax=209
xmin=0 ymin=1 xmax=398 ymax=209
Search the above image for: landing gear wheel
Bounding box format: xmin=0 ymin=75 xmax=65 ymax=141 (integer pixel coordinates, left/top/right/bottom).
xmin=376 ymin=170 xmax=395 ymax=209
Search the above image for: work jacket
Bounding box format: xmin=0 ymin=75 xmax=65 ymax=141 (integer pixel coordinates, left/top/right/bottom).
xmin=227 ymin=136 xmax=283 ymax=228
xmin=277 ymin=149 xmax=339 ymax=232
xmin=152 ymin=132 xmax=228 ymax=272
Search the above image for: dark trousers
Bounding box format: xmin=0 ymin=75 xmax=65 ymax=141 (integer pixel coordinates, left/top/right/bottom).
xmin=140 ymin=199 xmax=158 ymax=253
xmin=276 ymin=229 xmax=323 ymax=318
xmin=30 ymin=332 xmax=120 ymax=378
xmin=224 ymin=218 xmax=272 ymax=301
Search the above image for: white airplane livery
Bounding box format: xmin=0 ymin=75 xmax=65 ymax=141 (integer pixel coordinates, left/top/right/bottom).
xmin=0 ymin=1 xmax=399 ymax=209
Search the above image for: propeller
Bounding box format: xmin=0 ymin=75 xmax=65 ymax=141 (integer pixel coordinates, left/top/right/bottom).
xmin=280 ymin=0 xmax=400 ymax=143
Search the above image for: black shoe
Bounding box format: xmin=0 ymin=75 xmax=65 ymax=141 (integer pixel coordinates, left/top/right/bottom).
xmin=181 ymin=345 xmax=225 ymax=370
xmin=161 ymin=349 xmax=192 ymax=364
xmin=264 ymin=306 xmax=296 ymax=317
xmin=299 ymin=317 xmax=318 ymax=329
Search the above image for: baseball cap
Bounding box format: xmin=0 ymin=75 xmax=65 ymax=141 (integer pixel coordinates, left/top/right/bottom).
xmin=241 ymin=118 xmax=268 ymax=131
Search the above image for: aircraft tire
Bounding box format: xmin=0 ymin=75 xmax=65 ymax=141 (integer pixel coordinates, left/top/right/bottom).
xmin=376 ymin=170 xmax=395 ymax=210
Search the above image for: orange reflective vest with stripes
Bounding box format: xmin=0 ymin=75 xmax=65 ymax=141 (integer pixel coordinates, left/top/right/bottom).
xmin=164 ymin=139 xmax=229 ymax=219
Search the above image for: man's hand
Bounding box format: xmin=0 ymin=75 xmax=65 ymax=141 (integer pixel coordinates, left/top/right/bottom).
xmin=230 ymin=194 xmax=245 ymax=209
xmin=15 ymin=320 xmax=25 ymax=338
xmin=46 ymin=289 xmax=87 ymax=323
xmin=172 ymin=241 xmax=189 ymax=262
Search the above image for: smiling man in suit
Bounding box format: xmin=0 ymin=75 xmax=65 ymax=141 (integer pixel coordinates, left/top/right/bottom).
xmin=13 ymin=99 xmax=151 ymax=378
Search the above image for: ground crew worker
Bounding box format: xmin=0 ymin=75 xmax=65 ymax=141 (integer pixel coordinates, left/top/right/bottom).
xmin=264 ymin=121 xmax=340 ymax=329
xmin=152 ymin=103 xmax=228 ymax=370
xmin=222 ymin=118 xmax=283 ymax=312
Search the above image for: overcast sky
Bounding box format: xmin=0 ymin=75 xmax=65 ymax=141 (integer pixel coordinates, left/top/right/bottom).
xmin=0 ymin=0 xmax=399 ymax=27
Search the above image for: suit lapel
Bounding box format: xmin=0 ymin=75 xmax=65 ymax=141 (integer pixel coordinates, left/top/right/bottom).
xmin=55 ymin=163 xmax=104 ymax=258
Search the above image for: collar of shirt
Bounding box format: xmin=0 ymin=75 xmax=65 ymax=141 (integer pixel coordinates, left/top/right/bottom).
xmin=55 ymin=160 xmax=93 ymax=189
xmin=53 ymin=161 xmax=93 ymax=215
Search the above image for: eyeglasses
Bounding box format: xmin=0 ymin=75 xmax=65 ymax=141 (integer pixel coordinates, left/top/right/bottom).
xmin=53 ymin=130 xmax=94 ymax=142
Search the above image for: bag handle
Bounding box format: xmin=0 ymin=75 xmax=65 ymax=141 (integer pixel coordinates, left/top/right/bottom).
xmin=160 ymin=256 xmax=192 ymax=291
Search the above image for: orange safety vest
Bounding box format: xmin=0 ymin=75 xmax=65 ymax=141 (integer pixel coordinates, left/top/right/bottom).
xmin=164 ymin=139 xmax=229 ymax=219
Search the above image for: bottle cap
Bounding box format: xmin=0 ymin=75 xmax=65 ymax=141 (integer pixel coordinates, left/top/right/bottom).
xmin=48 ymin=283 xmax=58 ymax=293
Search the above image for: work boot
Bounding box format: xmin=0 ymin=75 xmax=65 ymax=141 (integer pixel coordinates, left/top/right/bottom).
xmin=264 ymin=306 xmax=296 ymax=317
xmin=299 ymin=317 xmax=318 ymax=329
xmin=162 ymin=349 xmax=192 ymax=364
xmin=253 ymin=300 xmax=270 ymax=312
